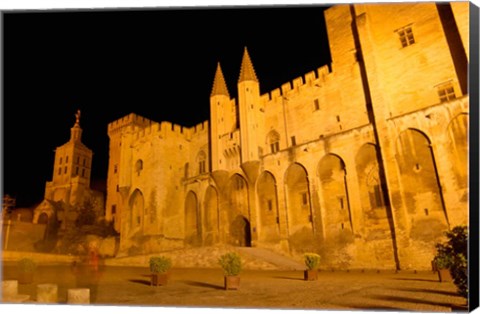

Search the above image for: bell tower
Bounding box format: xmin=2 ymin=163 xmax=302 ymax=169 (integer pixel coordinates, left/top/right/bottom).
xmin=44 ymin=109 xmax=93 ymax=207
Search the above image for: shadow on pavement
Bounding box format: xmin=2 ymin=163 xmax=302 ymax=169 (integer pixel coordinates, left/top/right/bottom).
xmin=369 ymin=294 xmax=457 ymax=308
xmin=129 ymin=279 xmax=151 ymax=286
xmin=394 ymin=287 xmax=460 ymax=297
xmin=182 ymin=280 xmax=224 ymax=290
xmin=393 ymin=277 xmax=439 ymax=283
xmin=347 ymin=305 xmax=407 ymax=311
xmin=272 ymin=276 xmax=304 ymax=281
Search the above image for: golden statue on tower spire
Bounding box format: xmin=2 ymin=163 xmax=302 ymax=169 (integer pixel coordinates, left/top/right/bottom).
xmin=75 ymin=109 xmax=81 ymax=124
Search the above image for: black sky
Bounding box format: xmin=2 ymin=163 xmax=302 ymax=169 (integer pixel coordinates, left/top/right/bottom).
xmin=3 ymin=4 xmax=332 ymax=208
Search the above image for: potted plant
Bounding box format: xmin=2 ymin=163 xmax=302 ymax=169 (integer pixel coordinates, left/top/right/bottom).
xmin=17 ymin=258 xmax=37 ymax=284
xmin=149 ymin=256 xmax=172 ymax=286
xmin=433 ymin=254 xmax=453 ymax=282
xmin=218 ymin=252 xmax=241 ymax=290
xmin=304 ymin=253 xmax=321 ymax=281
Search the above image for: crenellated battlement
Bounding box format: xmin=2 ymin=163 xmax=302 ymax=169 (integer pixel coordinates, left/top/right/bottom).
xmin=108 ymin=111 xmax=209 ymax=143
xmin=108 ymin=113 xmax=154 ymax=134
xmin=125 ymin=119 xmax=209 ymax=143
xmin=260 ymin=64 xmax=332 ymax=103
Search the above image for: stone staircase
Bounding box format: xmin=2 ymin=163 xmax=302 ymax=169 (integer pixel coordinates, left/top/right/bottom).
xmin=105 ymin=245 xmax=305 ymax=270
xmin=237 ymin=247 xmax=305 ymax=271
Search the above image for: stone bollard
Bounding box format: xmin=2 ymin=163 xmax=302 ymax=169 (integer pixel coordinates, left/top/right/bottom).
xmin=2 ymin=280 xmax=30 ymax=302
xmin=67 ymin=288 xmax=90 ymax=304
xmin=36 ymin=284 xmax=58 ymax=303
xmin=2 ymin=280 xmax=18 ymax=298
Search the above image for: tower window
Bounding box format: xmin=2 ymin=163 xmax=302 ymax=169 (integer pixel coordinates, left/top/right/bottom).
xmin=135 ymin=159 xmax=143 ymax=175
xmin=75 ymin=167 xmax=79 ymax=175
xmin=59 ymin=157 xmax=63 ymax=165
xmin=396 ymin=25 xmax=415 ymax=48
xmin=338 ymin=197 xmax=344 ymax=210
xmin=369 ymin=185 xmax=385 ymax=209
xmin=270 ymin=142 xmax=280 ymax=153
xmin=267 ymin=199 xmax=273 ymax=211
xmin=66 ymin=156 xmax=69 ymax=163
xmin=437 ymin=82 xmax=456 ymax=103
xmin=291 ymin=136 xmax=296 ymax=146
xmin=314 ymin=99 xmax=320 ymax=111
xmin=82 ymin=169 xmax=85 ymax=177
xmin=64 ymin=167 xmax=67 ymax=174
xmin=196 ymin=151 xmax=207 ymax=175
xmin=114 ymin=165 xmax=118 ymax=174
xmin=301 ymin=192 xmax=308 ymax=206
xmin=267 ymin=130 xmax=281 ymax=154
xmin=199 ymin=160 xmax=206 ymax=174
xmin=76 ymin=157 xmax=80 ymax=164
xmin=83 ymin=158 xmax=86 ymax=166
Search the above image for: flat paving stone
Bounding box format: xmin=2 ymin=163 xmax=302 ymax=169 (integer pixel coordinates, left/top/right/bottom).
xmin=1 ymin=264 xmax=468 ymax=312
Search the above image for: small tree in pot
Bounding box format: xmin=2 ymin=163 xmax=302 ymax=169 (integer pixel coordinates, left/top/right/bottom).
xmin=149 ymin=256 xmax=172 ymax=286
xmin=433 ymin=225 xmax=468 ymax=300
xmin=304 ymin=253 xmax=321 ymax=281
xmin=218 ymin=252 xmax=242 ymax=290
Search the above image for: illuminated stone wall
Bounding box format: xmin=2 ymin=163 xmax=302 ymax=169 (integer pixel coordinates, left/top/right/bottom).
xmin=105 ymin=2 xmax=469 ymax=269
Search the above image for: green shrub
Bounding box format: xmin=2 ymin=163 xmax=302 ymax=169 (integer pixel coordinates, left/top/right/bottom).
xmin=18 ymin=258 xmax=36 ymax=272
xmin=433 ymin=254 xmax=454 ymax=269
xmin=149 ymin=256 xmax=172 ymax=274
xmin=434 ymin=225 xmax=468 ymax=299
xmin=304 ymin=253 xmax=321 ymax=270
xmin=218 ymin=252 xmax=242 ymax=276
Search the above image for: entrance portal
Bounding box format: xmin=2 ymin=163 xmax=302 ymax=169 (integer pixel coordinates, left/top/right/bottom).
xmin=230 ymin=215 xmax=251 ymax=247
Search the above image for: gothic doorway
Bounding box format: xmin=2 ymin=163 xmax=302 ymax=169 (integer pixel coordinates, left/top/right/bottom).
xmin=230 ymin=215 xmax=251 ymax=247
xmin=38 ymin=213 xmax=49 ymax=224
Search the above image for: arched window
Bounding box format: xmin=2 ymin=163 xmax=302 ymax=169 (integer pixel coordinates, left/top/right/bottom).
xmin=196 ymin=151 xmax=207 ymax=175
xmin=135 ymin=159 xmax=143 ymax=175
xmin=267 ymin=130 xmax=280 ymax=154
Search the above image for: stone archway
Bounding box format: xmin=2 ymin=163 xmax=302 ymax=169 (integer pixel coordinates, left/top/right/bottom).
xmin=446 ymin=113 xmax=468 ymax=188
xmin=230 ymin=215 xmax=252 ymax=247
xmin=256 ymin=171 xmax=280 ymax=242
xmin=285 ymin=163 xmax=312 ymax=234
xmin=203 ymin=186 xmax=219 ymax=245
xmin=38 ymin=212 xmax=49 ymax=224
xmin=129 ymin=189 xmax=144 ymax=234
xmin=185 ymin=191 xmax=200 ymax=246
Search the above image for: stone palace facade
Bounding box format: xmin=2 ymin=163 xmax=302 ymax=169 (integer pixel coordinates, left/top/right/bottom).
xmin=104 ymin=2 xmax=469 ymax=270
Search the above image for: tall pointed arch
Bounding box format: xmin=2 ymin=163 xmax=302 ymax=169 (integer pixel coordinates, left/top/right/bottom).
xmin=395 ymin=128 xmax=448 ymax=241
xmin=317 ymin=154 xmax=352 ymax=236
xmin=185 ymin=191 xmax=200 ymax=246
xmin=256 ymin=171 xmax=280 ymax=242
xmin=285 ymin=163 xmax=312 ymax=234
xmin=203 ymin=186 xmax=219 ymax=245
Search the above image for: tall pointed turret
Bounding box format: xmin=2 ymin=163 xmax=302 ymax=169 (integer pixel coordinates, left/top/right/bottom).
xmin=211 ymin=62 xmax=230 ymax=97
xmin=238 ymin=47 xmax=258 ymax=83
xmin=237 ymin=47 xmax=263 ymax=163
xmin=70 ymin=109 xmax=83 ymax=142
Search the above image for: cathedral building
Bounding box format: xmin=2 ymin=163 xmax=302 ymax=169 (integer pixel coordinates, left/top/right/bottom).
xmin=105 ymin=2 xmax=469 ymax=270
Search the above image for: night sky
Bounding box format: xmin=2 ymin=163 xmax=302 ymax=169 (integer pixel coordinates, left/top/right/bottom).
xmin=3 ymin=4 xmax=332 ymax=208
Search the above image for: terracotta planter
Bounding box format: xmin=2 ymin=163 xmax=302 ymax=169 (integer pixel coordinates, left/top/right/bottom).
xmin=437 ymin=268 xmax=452 ymax=282
xmin=151 ymin=272 xmax=170 ymax=286
xmin=304 ymin=269 xmax=318 ymax=281
xmin=224 ymin=275 xmax=240 ymax=290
